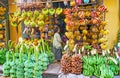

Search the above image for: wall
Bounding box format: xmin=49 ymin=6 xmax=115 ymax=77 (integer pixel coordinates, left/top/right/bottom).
xmin=104 ymin=0 xmax=119 ymax=49
xmin=8 ymin=0 xmax=119 ymax=49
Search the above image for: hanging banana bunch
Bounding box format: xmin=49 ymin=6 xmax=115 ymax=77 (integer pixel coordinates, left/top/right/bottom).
xmin=10 ymin=11 xmax=23 ymax=27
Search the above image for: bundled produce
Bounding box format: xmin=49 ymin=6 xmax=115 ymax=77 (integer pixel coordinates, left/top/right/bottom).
xmin=46 ymin=43 xmax=55 ymax=63
xmin=16 ymin=45 xmax=25 ymax=78
xmin=0 ymin=6 xmax=6 ymax=15
xmin=16 ymin=61 xmax=24 ymax=78
xmin=47 ymin=47 xmax=55 ymax=63
xmin=100 ymin=64 xmax=114 ymax=78
xmin=33 ymin=61 xmax=42 ymax=78
xmin=0 ymin=48 xmax=7 ymax=64
xmin=24 ymin=46 xmax=34 ymax=78
xmin=71 ymin=54 xmax=82 ymax=75
xmin=10 ymin=51 xmax=18 ymax=78
xmin=61 ymin=54 xmax=71 ymax=74
xmin=3 ymin=40 xmax=14 ymax=77
xmin=108 ymin=58 xmax=120 ymax=75
xmin=3 ymin=39 xmax=53 ymax=78
xmin=83 ymin=55 xmax=119 ymax=77
xmin=33 ymin=46 xmax=42 ymax=78
xmin=0 ymin=6 xmax=6 ymax=20
xmin=3 ymin=52 xmax=11 ymax=76
xmin=39 ymin=39 xmax=49 ymax=70
xmin=82 ymin=55 xmax=106 ymax=77
xmin=83 ymin=56 xmax=93 ymax=76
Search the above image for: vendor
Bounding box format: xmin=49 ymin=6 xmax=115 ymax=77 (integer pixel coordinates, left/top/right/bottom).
xmin=53 ymin=26 xmax=62 ymax=62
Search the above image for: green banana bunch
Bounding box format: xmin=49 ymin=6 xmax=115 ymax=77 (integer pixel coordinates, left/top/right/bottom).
xmin=14 ymin=11 xmax=21 ymax=17
xmin=0 ymin=48 xmax=7 ymax=64
xmin=100 ymin=64 xmax=114 ymax=78
xmin=15 ymin=43 xmax=21 ymax=53
xmin=21 ymin=11 xmax=27 ymax=19
xmin=8 ymin=40 xmax=15 ymax=50
xmin=11 ymin=21 xmax=18 ymax=27
xmin=84 ymin=45 xmax=92 ymax=51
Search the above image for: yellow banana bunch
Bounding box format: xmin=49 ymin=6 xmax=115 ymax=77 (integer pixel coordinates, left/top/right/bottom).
xmin=82 ymin=30 xmax=88 ymax=35
xmin=76 ymin=36 xmax=81 ymax=41
xmin=66 ymin=25 xmax=74 ymax=32
xmin=100 ymin=43 xmax=108 ymax=50
xmin=10 ymin=11 xmax=22 ymax=27
xmin=0 ymin=16 xmax=5 ymax=20
xmin=98 ymin=37 xmax=107 ymax=43
xmin=0 ymin=24 xmax=3 ymax=28
xmin=0 ymin=6 xmax=6 ymax=15
xmin=0 ymin=6 xmax=6 ymax=12
xmin=7 ymin=40 xmax=15 ymax=50
xmin=68 ymin=39 xmax=75 ymax=51
xmin=74 ymin=30 xmax=80 ymax=37
xmin=65 ymin=32 xmax=74 ymax=39
xmin=83 ymin=35 xmax=87 ymax=41
xmin=0 ymin=42 xmax=5 ymax=47
xmin=0 ymin=34 xmax=3 ymax=39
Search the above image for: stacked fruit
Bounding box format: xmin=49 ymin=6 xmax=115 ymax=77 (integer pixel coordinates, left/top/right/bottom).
xmin=33 ymin=62 xmax=42 ymax=78
xmin=82 ymin=55 xmax=119 ymax=77
xmin=3 ymin=39 xmax=53 ymax=78
xmin=108 ymin=58 xmax=120 ymax=75
xmin=3 ymin=52 xmax=11 ymax=76
xmin=61 ymin=54 xmax=71 ymax=74
xmin=71 ymin=54 xmax=82 ymax=75
xmin=64 ymin=4 xmax=108 ymax=53
xmin=0 ymin=6 xmax=6 ymax=20
xmin=39 ymin=52 xmax=49 ymax=70
xmin=9 ymin=41 xmax=20 ymax=78
xmin=10 ymin=11 xmax=22 ymax=27
xmin=16 ymin=44 xmax=26 ymax=78
xmin=3 ymin=41 xmax=14 ymax=77
xmin=100 ymin=64 xmax=114 ymax=78
xmin=46 ymin=44 xmax=55 ymax=63
xmin=0 ymin=24 xmax=5 ymax=48
xmin=16 ymin=61 xmax=24 ymax=78
xmin=11 ymin=7 xmax=63 ymax=39
xmin=24 ymin=45 xmax=34 ymax=78
xmin=82 ymin=55 xmax=106 ymax=77
xmin=33 ymin=46 xmax=42 ymax=78
xmin=0 ymin=48 xmax=7 ymax=64
xmin=10 ymin=56 xmax=17 ymax=78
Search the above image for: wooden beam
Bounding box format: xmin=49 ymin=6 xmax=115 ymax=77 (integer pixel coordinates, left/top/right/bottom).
xmin=12 ymin=0 xmax=71 ymax=4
